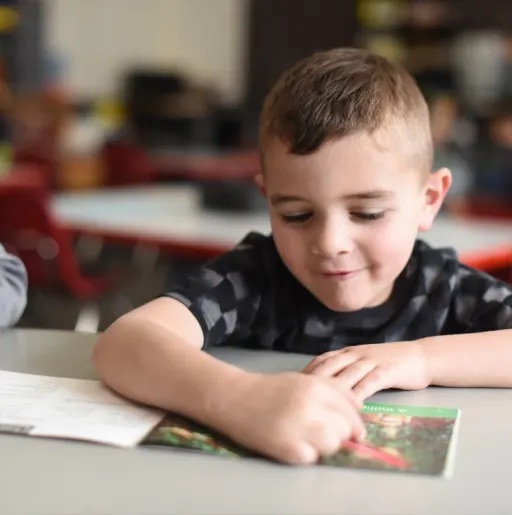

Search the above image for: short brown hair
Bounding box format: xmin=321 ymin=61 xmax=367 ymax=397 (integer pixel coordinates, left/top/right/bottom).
xmin=260 ymin=48 xmax=433 ymax=173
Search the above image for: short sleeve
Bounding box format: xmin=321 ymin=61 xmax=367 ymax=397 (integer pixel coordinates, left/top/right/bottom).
xmin=451 ymin=264 xmax=512 ymax=332
xmin=163 ymin=233 xmax=269 ymax=348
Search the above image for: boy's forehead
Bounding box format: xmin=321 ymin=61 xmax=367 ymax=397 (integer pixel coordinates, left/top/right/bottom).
xmin=262 ymin=130 xmax=411 ymax=176
xmin=261 ymin=131 xmax=425 ymax=197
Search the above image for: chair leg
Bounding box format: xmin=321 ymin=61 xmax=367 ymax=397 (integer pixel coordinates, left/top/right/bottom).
xmin=74 ymin=302 xmax=100 ymax=333
xmin=75 ymin=235 xmax=105 ymax=265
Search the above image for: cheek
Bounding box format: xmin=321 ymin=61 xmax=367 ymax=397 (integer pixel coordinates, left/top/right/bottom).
xmin=270 ymin=221 xmax=307 ymax=266
xmin=365 ymin=218 xmax=417 ymax=268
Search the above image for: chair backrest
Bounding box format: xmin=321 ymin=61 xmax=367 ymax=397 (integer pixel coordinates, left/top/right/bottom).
xmin=446 ymin=195 xmax=512 ymax=221
xmin=0 ymin=185 xmax=104 ymax=298
xmin=101 ymin=140 xmax=156 ymax=186
xmin=464 ymin=246 xmax=512 ymax=284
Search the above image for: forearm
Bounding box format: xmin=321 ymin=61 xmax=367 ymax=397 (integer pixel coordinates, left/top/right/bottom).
xmin=420 ymin=329 xmax=512 ymax=387
xmin=93 ymin=316 xmax=249 ymax=426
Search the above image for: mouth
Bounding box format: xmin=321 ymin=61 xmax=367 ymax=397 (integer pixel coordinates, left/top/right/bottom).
xmin=320 ymin=269 xmax=364 ymax=280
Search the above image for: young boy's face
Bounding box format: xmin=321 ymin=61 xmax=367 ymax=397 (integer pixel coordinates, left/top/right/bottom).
xmin=259 ymin=129 xmax=451 ymax=312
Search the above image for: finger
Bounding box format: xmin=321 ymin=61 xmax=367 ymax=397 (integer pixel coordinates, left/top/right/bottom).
xmin=309 ymin=421 xmax=348 ymax=458
xmin=276 ymin=441 xmax=319 ymax=465
xmin=328 ymin=393 xmax=367 ymax=440
xmin=302 ymin=350 xmax=338 ymax=374
xmin=308 ymin=412 xmax=364 ymax=458
xmin=334 ymin=359 xmax=377 ymax=390
xmin=352 ymin=367 xmax=391 ymax=401
xmin=327 ymin=377 xmax=363 ymax=408
xmin=342 ymin=405 xmax=367 ymax=442
xmin=308 ymin=352 xmax=359 ymax=377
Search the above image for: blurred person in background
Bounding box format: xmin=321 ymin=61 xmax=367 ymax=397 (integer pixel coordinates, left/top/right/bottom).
xmin=476 ymin=97 xmax=512 ymax=199
xmin=430 ymin=93 xmax=474 ymax=199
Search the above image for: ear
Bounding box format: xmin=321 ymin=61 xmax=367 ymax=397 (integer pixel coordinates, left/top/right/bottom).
xmin=254 ymin=173 xmax=267 ymax=197
xmin=418 ymin=167 xmax=452 ymax=232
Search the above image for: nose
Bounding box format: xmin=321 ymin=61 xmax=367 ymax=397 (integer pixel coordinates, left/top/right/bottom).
xmin=311 ymin=218 xmax=354 ymax=257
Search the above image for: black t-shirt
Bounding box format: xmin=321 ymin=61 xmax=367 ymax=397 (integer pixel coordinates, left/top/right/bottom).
xmin=165 ymin=232 xmax=512 ymax=355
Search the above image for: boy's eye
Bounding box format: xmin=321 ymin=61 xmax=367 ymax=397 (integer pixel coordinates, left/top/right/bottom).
xmin=281 ymin=212 xmax=312 ymax=224
xmin=351 ymin=211 xmax=385 ymax=221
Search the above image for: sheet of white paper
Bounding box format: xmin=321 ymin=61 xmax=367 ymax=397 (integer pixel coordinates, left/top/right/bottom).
xmin=0 ymin=370 xmax=165 ymax=447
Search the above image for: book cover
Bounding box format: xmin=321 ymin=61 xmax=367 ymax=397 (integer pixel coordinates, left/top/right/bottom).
xmin=141 ymin=402 xmax=461 ymax=476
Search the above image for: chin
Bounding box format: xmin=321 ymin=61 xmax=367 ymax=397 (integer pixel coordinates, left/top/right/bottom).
xmin=323 ymin=288 xmax=392 ymax=312
xmin=319 ymin=295 xmax=369 ymax=313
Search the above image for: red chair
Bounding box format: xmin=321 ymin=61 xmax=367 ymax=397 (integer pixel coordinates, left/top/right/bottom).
xmin=463 ymin=246 xmax=512 ymax=284
xmin=0 ymin=166 xmax=47 ymax=193
xmin=446 ymin=195 xmax=512 ymax=221
xmin=0 ymin=185 xmax=124 ymax=332
xmin=101 ymin=140 xmax=157 ymax=186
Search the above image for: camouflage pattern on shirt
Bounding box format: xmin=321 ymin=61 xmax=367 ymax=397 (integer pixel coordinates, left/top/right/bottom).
xmin=165 ymin=233 xmax=512 ymax=354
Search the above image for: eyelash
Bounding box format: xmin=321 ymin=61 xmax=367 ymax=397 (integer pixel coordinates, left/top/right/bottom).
xmin=281 ymin=213 xmax=312 ymax=223
xmin=280 ymin=212 xmax=386 ymax=224
xmin=353 ymin=212 xmax=385 ymax=221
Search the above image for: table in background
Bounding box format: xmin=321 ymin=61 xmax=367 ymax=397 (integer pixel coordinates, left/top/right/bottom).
xmin=53 ymin=185 xmax=511 ymax=263
xmin=1 ymin=328 xmax=512 ymax=515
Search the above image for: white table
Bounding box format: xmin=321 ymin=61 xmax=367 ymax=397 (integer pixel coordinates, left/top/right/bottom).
xmin=53 ymin=185 xmax=269 ymax=258
xmin=52 ymin=185 xmax=511 ymax=260
xmin=1 ymin=328 xmax=512 ymax=515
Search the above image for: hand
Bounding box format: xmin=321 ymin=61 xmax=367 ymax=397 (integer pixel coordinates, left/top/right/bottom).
xmin=214 ymin=372 xmax=366 ymax=465
xmin=302 ymin=342 xmax=431 ymax=401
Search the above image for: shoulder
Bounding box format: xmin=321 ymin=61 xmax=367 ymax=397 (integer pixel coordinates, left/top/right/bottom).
xmin=414 ymin=239 xmax=511 ymax=296
xmin=0 ymin=243 xmax=27 ymax=283
xmin=167 ymin=232 xmax=277 ymax=294
xmin=452 ymin=263 xmax=512 ymax=330
xmin=200 ymin=231 xmax=282 ymax=281
xmin=413 ymin=239 xmax=458 ymax=267
xmin=414 ymin=239 xmax=512 ymax=331
xmin=0 ymin=243 xmax=27 ymax=328
xmin=163 ymin=232 xmax=285 ymax=346
xmin=215 ymin=231 xmax=276 ymax=263
xmin=411 ymin=239 xmax=460 ymax=290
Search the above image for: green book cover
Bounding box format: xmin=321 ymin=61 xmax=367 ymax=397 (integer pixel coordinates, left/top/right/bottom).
xmin=141 ymin=402 xmax=460 ymax=476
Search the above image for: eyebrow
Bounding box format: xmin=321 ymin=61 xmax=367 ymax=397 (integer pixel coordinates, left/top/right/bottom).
xmin=270 ymin=190 xmax=395 ymax=206
xmin=344 ymin=190 xmax=395 ymax=200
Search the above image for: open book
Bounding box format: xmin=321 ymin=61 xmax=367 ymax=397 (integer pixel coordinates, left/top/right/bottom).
xmin=142 ymin=403 xmax=460 ymax=476
xmin=0 ymin=370 xmax=460 ymax=476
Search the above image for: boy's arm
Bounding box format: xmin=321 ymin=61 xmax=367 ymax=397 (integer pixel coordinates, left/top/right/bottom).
xmin=305 ymin=260 xmax=512 ymax=398
xmin=93 ymin=297 xmax=366 ymax=464
xmin=93 ymin=297 xmax=247 ymax=419
xmin=421 ymin=329 xmax=512 ymax=387
xmin=303 ymin=329 xmax=512 ymax=400
xmin=0 ymin=245 xmax=27 ymax=328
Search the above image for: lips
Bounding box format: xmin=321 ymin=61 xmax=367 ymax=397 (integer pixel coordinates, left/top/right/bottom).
xmin=321 ymin=269 xmax=361 ymax=279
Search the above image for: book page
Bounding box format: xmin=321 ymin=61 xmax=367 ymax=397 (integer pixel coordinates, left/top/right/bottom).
xmin=143 ymin=402 xmax=461 ymax=476
xmin=325 ymin=403 xmax=461 ymax=476
xmin=0 ymin=370 xmax=165 ymax=447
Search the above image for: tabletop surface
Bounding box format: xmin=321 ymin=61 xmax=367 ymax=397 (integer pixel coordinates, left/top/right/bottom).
xmin=1 ymin=328 xmax=512 ymax=515
xmin=53 ymin=185 xmax=511 ymax=256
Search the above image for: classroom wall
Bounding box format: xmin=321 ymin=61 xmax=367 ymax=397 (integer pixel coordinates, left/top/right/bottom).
xmin=45 ymin=0 xmax=250 ymax=104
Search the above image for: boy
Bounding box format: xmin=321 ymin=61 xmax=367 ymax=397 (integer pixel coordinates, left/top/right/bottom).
xmin=93 ymin=48 xmax=512 ymax=465
xmin=0 ymin=243 xmax=27 ymax=328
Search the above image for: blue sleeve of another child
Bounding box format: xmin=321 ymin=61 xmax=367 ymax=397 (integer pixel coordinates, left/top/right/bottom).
xmin=0 ymin=244 xmax=28 ymax=329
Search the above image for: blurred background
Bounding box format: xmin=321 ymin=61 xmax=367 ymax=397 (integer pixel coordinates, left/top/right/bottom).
xmin=0 ymin=0 xmax=510 ymax=332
